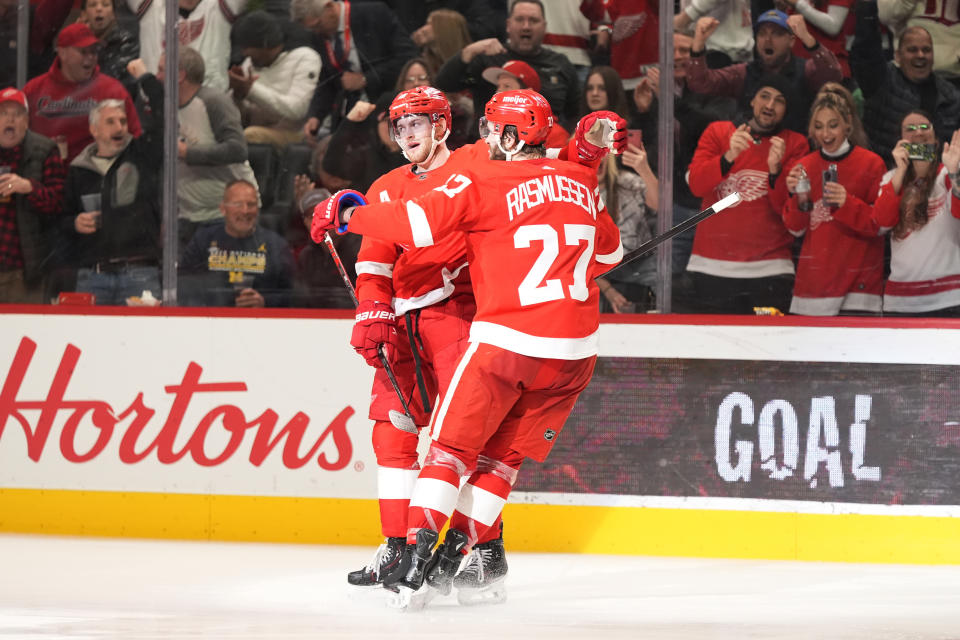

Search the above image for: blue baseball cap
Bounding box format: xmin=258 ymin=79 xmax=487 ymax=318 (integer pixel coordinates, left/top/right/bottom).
xmin=755 ymin=9 xmax=790 ymax=32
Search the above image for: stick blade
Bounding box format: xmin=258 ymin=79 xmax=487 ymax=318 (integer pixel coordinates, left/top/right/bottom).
xmin=388 ymin=409 xmax=418 ymax=434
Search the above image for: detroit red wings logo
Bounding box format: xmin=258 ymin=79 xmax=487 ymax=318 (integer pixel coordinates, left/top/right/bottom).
xmin=612 ymin=14 xmax=648 ymax=43
xmin=716 ymin=170 xmax=768 ymax=203
xmin=178 ymin=16 xmax=205 ymax=45
xmin=809 ymin=200 xmax=834 ymax=230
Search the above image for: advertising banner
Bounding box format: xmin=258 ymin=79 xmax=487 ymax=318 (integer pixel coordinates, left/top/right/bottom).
xmin=3 ymin=312 xmax=960 ymax=512
xmin=516 ymin=356 xmax=960 ymax=508
xmin=0 ymin=313 xmax=379 ymax=499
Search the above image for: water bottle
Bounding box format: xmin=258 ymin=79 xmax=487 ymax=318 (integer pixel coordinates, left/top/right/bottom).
xmin=795 ymin=165 xmax=812 ymax=212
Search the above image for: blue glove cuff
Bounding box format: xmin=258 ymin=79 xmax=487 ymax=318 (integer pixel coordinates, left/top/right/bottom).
xmin=334 ymin=190 xmax=368 ymax=234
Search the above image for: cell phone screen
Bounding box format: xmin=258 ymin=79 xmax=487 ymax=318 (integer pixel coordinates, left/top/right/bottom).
xmin=905 ymin=143 xmax=937 ymax=162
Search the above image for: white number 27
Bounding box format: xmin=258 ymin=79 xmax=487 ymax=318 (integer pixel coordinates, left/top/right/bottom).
xmin=514 ymin=224 xmax=595 ymax=306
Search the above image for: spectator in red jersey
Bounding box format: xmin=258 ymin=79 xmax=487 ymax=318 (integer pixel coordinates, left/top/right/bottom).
xmin=782 ymin=91 xmax=887 ymax=315
xmin=686 ymin=74 xmax=809 ymax=314
xmin=0 ymin=87 xmax=66 ymax=303
xmin=23 ymin=23 xmax=142 ymax=164
xmin=580 ymin=0 xmax=659 ymax=91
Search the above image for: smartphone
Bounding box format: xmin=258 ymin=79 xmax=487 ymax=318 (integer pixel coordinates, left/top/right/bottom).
xmin=627 ymin=129 xmax=642 ymax=148
xmin=904 ymin=142 xmax=937 ymax=162
xmin=822 ymin=164 xmax=838 ymax=187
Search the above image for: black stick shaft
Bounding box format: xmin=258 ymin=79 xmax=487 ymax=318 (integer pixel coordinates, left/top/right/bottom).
xmin=322 ymin=232 xmax=416 ymax=420
xmin=601 ymin=192 xmax=741 ymax=279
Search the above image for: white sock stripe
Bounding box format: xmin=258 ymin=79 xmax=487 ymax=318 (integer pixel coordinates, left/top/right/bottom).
xmin=431 ymin=342 xmax=479 ymax=442
xmin=455 ymin=483 xmax=507 ymax=527
xmin=409 ymin=477 xmax=460 ymax=517
xmin=406 ymin=201 xmax=435 ymax=247
xmin=377 ymin=467 xmax=420 ymax=500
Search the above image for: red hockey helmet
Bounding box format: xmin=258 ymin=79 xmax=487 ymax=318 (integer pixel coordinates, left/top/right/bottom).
xmin=389 ymin=86 xmax=451 ymax=130
xmin=482 ymin=89 xmax=553 ymax=146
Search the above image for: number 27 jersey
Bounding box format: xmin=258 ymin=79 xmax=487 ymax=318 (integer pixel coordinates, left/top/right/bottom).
xmin=345 ymin=157 xmax=623 ymax=360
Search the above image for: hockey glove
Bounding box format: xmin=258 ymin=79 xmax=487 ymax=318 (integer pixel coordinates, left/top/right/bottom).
xmin=574 ymin=110 xmax=628 ymax=163
xmin=351 ymin=299 xmax=399 ymax=368
xmin=310 ymin=189 xmax=368 ymax=243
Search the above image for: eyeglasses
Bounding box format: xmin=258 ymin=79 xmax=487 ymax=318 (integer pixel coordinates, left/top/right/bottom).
xmin=905 ymin=123 xmax=932 ymax=131
xmin=405 ymin=74 xmax=429 ymax=84
xmin=224 ymin=201 xmax=258 ymax=210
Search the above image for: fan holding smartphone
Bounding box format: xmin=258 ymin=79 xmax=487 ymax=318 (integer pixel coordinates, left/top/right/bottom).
xmin=872 ymin=110 xmax=960 ymax=314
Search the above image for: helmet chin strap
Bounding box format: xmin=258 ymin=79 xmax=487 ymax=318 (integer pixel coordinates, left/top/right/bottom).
xmin=497 ymin=136 xmax=525 ymax=161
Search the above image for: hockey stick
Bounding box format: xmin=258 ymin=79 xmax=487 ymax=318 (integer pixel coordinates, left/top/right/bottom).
xmin=321 ymin=231 xmax=418 ymax=435
xmin=600 ymin=191 xmax=742 ymax=278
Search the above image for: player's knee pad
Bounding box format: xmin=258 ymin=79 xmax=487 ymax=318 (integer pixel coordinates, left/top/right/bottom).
xmin=423 ymin=441 xmax=471 ymax=477
xmin=371 ymin=420 xmax=420 ymax=468
xmin=475 ymin=452 xmax=522 ymax=486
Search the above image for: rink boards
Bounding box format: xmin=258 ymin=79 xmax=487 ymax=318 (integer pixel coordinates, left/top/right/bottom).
xmin=1 ymin=307 xmax=959 ymax=564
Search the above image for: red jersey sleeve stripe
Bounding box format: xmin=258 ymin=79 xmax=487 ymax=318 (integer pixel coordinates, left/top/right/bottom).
xmin=355 ymin=261 xmax=394 ymax=278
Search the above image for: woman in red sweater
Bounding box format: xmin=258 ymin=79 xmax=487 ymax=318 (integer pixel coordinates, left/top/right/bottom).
xmin=782 ymin=91 xmax=887 ymax=315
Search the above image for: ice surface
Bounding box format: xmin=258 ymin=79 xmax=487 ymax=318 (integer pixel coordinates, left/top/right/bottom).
xmin=1 ymin=534 xmax=959 ymax=639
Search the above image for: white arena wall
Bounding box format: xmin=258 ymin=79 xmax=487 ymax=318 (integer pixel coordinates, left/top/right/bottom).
xmin=1 ymin=306 xmax=958 ymax=564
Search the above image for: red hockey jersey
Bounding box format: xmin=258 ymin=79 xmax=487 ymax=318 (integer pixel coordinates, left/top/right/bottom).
xmin=687 ymin=121 xmax=809 ymax=278
xmin=356 ymin=138 xmax=602 ymax=315
xmin=782 ymin=146 xmax=887 ymax=315
xmin=347 ymin=157 xmax=623 ymax=360
xmin=355 ymin=142 xmax=488 ymax=315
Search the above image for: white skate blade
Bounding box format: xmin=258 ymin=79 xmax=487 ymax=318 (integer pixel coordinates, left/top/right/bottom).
xmin=456 ymin=578 xmax=507 ymax=606
xmin=386 ymin=584 xmax=438 ymax=611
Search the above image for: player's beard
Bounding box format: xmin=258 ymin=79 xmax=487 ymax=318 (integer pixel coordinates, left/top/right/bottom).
xmin=403 ymin=134 xmax=435 ymax=165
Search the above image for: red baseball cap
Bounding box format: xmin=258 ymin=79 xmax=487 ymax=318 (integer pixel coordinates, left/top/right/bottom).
xmin=57 ymin=23 xmax=102 ymax=49
xmin=482 ymin=60 xmax=541 ymax=92
xmin=0 ymin=87 xmax=28 ymax=113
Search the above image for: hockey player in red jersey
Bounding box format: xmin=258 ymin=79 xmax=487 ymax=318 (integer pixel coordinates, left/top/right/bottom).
xmin=343 ymin=85 xmax=626 ymax=599
xmin=312 ymin=89 xmax=623 ymax=608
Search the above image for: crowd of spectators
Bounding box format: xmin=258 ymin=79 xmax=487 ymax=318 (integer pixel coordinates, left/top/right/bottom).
xmin=1 ymin=0 xmax=959 ymax=316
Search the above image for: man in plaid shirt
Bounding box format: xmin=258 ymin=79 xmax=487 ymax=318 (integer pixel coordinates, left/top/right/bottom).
xmin=0 ymin=87 xmax=66 ymax=303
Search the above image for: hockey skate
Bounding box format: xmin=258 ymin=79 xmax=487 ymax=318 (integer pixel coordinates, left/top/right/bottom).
xmin=454 ymin=535 xmax=508 ymax=605
xmin=385 ymin=528 xmax=439 ymax=611
xmin=424 ymin=529 xmax=469 ymax=596
xmin=347 ymin=537 xmax=405 ymax=586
